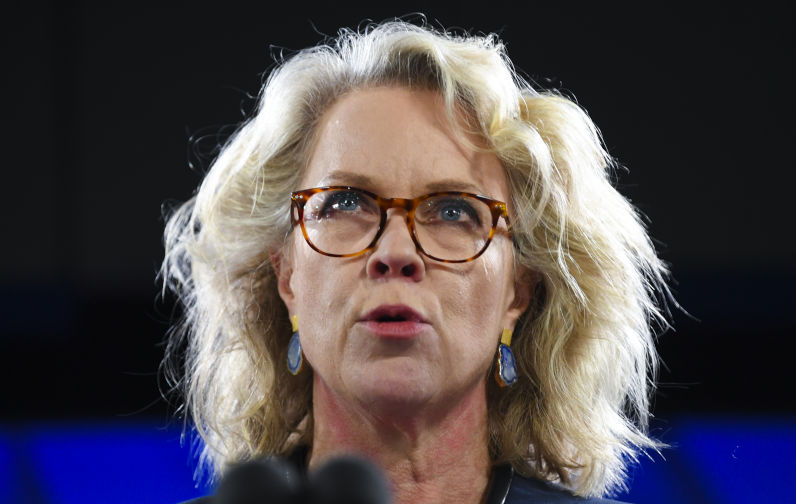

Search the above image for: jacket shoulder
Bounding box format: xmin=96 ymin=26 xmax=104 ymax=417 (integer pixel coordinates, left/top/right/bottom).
xmin=507 ymin=474 xmax=629 ymax=504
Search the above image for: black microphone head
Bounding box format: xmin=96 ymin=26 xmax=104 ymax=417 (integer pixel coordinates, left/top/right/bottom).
xmin=215 ymin=456 xmax=301 ymax=504
xmin=309 ymin=455 xmax=392 ymax=504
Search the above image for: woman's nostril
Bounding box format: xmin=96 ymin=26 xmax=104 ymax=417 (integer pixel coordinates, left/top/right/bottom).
xmin=372 ymin=260 xmax=419 ymax=278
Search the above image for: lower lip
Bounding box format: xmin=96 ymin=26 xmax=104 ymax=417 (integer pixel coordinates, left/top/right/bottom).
xmin=359 ymin=321 xmax=429 ymax=339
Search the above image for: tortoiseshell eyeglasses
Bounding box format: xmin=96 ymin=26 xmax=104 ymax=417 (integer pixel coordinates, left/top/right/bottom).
xmin=290 ymin=186 xmax=510 ymax=263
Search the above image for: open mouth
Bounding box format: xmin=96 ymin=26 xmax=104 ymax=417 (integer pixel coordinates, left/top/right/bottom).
xmin=359 ymin=305 xmax=429 ymax=338
xmin=361 ymin=305 xmax=426 ymax=323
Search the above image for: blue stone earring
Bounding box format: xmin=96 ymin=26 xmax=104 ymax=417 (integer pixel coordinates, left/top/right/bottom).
xmin=287 ymin=314 xmax=304 ymax=375
xmin=495 ymin=329 xmax=518 ymax=387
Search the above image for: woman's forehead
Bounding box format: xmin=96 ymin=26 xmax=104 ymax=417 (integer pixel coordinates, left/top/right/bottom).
xmin=302 ymin=87 xmax=508 ymax=200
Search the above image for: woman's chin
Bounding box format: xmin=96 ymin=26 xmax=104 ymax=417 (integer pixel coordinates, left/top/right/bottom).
xmin=347 ymin=359 xmax=440 ymax=412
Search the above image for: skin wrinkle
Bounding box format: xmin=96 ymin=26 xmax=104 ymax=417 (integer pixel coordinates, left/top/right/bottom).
xmin=275 ymin=87 xmax=532 ymax=504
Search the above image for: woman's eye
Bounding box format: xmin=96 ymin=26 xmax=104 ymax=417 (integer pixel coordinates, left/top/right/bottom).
xmin=440 ymin=205 xmax=463 ymax=221
xmin=423 ymin=198 xmax=480 ymax=226
xmin=332 ymin=194 xmax=359 ymax=211
xmin=320 ymin=191 xmax=369 ymax=217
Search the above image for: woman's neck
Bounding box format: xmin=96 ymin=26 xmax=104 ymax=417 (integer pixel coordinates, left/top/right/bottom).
xmin=309 ymin=376 xmax=492 ymax=504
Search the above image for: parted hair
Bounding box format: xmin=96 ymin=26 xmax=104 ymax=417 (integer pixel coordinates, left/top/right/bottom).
xmin=161 ymin=20 xmax=671 ymax=498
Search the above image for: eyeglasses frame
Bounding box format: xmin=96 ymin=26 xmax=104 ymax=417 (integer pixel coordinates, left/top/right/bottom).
xmin=290 ymin=186 xmax=511 ymax=263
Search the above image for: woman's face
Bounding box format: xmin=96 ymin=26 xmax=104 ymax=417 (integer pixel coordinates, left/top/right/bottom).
xmin=277 ymin=87 xmax=530 ymax=416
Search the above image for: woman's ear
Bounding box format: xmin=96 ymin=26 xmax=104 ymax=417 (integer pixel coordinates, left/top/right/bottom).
xmin=271 ymin=248 xmax=296 ymax=313
xmin=502 ymin=264 xmax=539 ymax=331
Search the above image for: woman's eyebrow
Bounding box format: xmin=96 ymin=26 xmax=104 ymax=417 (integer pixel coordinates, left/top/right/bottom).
xmin=318 ymin=171 xmax=375 ymax=188
xmin=423 ymin=179 xmax=482 ymax=194
xmin=319 ymin=172 xmax=483 ymax=195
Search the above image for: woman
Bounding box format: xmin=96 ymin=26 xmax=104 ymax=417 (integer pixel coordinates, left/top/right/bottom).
xmin=162 ymin=20 xmax=671 ymax=503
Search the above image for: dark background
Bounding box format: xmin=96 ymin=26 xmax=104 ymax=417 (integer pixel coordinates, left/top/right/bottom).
xmin=2 ymin=3 xmax=793 ymax=427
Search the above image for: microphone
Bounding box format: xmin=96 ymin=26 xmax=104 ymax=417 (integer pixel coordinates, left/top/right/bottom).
xmin=214 ymin=456 xmax=301 ymax=504
xmin=308 ymin=455 xmax=392 ymax=504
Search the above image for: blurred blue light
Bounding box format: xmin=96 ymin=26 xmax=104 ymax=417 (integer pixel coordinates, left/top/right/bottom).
xmin=617 ymin=416 xmax=796 ymax=503
xmin=673 ymin=417 xmax=796 ymax=503
xmin=2 ymin=421 xmax=212 ymax=504
xmin=1 ymin=416 xmax=793 ymax=503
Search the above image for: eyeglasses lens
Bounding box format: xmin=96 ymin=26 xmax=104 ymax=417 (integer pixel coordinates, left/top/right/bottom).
xmin=414 ymin=194 xmax=492 ymax=260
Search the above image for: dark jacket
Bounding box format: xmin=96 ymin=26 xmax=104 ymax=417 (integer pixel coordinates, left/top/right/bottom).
xmin=179 ymin=464 xmax=628 ymax=503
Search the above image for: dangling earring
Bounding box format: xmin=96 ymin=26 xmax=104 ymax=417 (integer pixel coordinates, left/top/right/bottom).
xmin=495 ymin=329 xmax=518 ymax=387
xmin=287 ymin=314 xmax=304 ymax=375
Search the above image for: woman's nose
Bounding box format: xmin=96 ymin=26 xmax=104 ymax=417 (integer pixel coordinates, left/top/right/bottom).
xmin=365 ymin=211 xmax=425 ymax=281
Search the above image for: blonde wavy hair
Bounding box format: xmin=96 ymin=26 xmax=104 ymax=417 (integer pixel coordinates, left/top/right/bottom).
xmin=161 ymin=20 xmax=671 ymax=498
